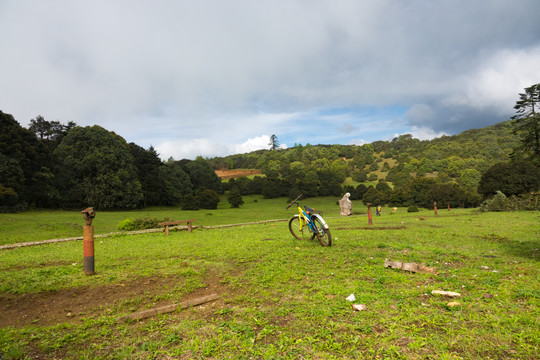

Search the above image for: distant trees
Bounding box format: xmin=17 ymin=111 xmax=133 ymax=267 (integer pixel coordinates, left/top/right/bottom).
xmin=2 ymin=103 xmax=534 ymax=212
xmin=478 ymin=160 xmax=540 ymax=198
xmin=0 ymin=111 xmax=54 ymax=209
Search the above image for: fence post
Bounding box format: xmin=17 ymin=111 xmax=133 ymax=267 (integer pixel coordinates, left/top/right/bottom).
xmin=81 ymin=207 xmax=96 ymax=275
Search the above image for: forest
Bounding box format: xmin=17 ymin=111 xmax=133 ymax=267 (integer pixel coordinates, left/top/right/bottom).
xmin=1 ymin=84 xmax=539 ymax=212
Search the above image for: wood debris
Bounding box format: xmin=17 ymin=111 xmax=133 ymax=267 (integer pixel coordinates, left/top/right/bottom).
xmin=117 ymin=293 xmax=219 ymax=322
xmin=384 ymin=258 xmax=438 ymax=275
xmin=431 ymin=290 xmax=461 ymax=298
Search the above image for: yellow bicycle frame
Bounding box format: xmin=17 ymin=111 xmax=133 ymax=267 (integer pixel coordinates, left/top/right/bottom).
xmin=295 ymin=204 xmax=315 ymax=232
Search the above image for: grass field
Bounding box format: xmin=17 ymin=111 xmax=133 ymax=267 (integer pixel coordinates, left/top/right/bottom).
xmin=0 ymin=199 xmax=539 ymax=359
xmin=0 ymin=195 xmax=337 ymax=245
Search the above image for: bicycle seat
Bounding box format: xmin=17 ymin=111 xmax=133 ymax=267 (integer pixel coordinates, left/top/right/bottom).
xmin=304 ymin=205 xmax=314 ymax=214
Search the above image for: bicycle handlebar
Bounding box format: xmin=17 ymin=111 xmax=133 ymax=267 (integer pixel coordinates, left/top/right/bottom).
xmin=286 ymin=194 xmax=303 ymax=209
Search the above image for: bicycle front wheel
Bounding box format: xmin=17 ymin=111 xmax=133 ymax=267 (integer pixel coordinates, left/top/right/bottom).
xmin=289 ymin=215 xmax=313 ymax=241
xmin=312 ymin=216 xmax=332 ymax=246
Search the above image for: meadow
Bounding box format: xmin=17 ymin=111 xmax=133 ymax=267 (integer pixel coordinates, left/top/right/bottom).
xmin=0 ymin=196 xmax=539 ymax=359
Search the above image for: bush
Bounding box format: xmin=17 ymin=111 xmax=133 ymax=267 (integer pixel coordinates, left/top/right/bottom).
xmin=117 ymin=217 xmax=171 ymax=231
xmin=182 ymin=194 xmax=199 ymax=210
xmin=477 ymin=191 xmax=538 ymax=212
xmin=227 ymin=188 xmax=244 ymax=208
xmin=352 ymin=170 xmax=367 ymax=182
xmin=407 ymin=206 xmax=419 ymax=213
xmin=117 ymin=218 xmax=134 ymax=231
xmin=195 ymin=188 xmax=220 ymax=209
xmin=478 ymin=161 xmax=540 ymax=198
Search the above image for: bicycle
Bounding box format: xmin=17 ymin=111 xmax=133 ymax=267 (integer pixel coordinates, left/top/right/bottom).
xmin=285 ymin=195 xmax=332 ymax=246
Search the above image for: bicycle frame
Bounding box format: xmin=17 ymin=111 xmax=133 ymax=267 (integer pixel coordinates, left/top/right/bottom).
xmin=294 ymin=204 xmax=318 ymax=233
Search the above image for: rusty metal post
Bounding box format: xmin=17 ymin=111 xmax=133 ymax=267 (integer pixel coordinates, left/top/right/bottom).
xmin=81 ymin=207 xmax=96 ymax=275
xmin=448 ymin=203 xmax=450 ymax=211
xmin=367 ymin=203 xmax=373 ymax=225
xmin=433 ymin=201 xmax=438 ymax=215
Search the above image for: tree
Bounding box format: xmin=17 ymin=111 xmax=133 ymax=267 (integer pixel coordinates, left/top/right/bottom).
xmin=362 ymin=186 xmax=385 ymax=206
xmin=28 ymin=115 xmax=51 ymax=140
xmin=159 ymin=163 xmax=193 ymax=205
xmin=54 ymin=125 xmax=143 ymax=209
xmin=28 ymin=115 xmax=77 ymax=148
xmin=478 ymin=160 xmax=540 ymax=198
xmin=0 ymin=111 xmax=54 ymax=208
xmin=511 ymin=83 xmax=540 ymax=164
xmin=195 ymin=188 xmax=220 ymax=209
xmin=184 ymin=157 xmax=222 ymax=194
xmin=227 ymin=188 xmax=244 ymax=208
xmin=129 ymin=144 xmax=167 ymax=207
xmin=269 ymin=134 xmax=280 ymax=151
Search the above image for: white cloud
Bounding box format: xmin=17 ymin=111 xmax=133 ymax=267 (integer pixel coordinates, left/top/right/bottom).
xmin=155 ymin=135 xmax=286 ymax=160
xmin=1 ymin=1 xmax=539 ymax=158
xmin=407 ymin=126 xmax=447 ymax=141
xmin=465 ymin=46 xmax=540 ymax=114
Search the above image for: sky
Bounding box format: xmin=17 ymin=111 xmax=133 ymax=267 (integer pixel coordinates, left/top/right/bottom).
xmin=1 ymin=0 xmax=539 ymax=160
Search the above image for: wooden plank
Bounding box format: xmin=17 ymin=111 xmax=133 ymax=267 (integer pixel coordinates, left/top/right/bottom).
xmin=158 ymin=219 xmax=196 ymax=226
xmin=117 ymin=293 xmax=219 ymax=322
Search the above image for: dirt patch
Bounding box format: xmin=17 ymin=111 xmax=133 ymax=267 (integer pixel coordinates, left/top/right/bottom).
xmin=0 ymin=272 xmax=230 ymax=328
xmin=215 ymin=169 xmax=261 ymax=180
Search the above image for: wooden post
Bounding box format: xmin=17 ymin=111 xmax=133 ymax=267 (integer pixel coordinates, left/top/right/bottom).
xmin=367 ymin=203 xmax=373 ymax=225
xmin=83 ymin=225 xmax=95 ymax=275
xmin=433 ymin=201 xmax=438 ymax=215
xmin=81 ymin=207 xmax=96 ymax=275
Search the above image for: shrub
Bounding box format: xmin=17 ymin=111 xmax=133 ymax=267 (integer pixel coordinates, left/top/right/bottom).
xmin=182 ymin=194 xmax=199 ymax=210
xmin=195 ymin=188 xmax=220 ymax=209
xmin=117 ymin=217 xmax=171 ymax=231
xmin=227 ymin=188 xmax=244 ymax=208
xmin=117 ymin=218 xmax=134 ymax=231
xmin=477 ymin=191 xmax=537 ymax=212
xmin=407 ymin=206 xmax=419 ymax=212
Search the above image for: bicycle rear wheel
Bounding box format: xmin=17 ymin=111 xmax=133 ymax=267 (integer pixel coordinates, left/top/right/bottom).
xmin=288 ymin=215 xmax=313 ymax=241
xmin=312 ymin=216 xmax=332 ymax=246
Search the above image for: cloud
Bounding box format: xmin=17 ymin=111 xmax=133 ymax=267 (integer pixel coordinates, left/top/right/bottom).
xmin=1 ymin=1 xmax=539 ymax=159
xmin=407 ymin=127 xmax=447 ymax=141
xmin=155 ymin=134 xmax=286 ymax=160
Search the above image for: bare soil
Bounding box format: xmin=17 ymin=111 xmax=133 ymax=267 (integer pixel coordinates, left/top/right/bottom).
xmin=214 ymin=169 xmax=261 ymax=179
xmin=0 ymin=272 xmax=229 ymax=328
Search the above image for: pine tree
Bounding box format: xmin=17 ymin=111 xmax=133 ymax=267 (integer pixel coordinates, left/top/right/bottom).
xmin=511 ymin=83 xmax=540 ymax=164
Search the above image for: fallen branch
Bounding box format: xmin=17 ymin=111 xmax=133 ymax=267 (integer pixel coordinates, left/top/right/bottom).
xmin=431 ymin=290 xmax=461 ymax=298
xmin=117 ymin=293 xmax=220 ymax=322
xmin=384 ymin=258 xmax=438 ymax=275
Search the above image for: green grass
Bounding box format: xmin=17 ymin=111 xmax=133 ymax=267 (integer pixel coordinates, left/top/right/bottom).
xmin=0 ymin=201 xmax=539 ymax=359
xmin=0 ymin=195 xmax=340 ymax=245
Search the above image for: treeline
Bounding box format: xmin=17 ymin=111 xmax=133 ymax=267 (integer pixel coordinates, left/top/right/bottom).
xmin=2 ymin=85 xmax=540 ymax=213
xmin=213 ymin=120 xmax=539 ymax=209
xmin=0 ymin=111 xmax=222 ymax=211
